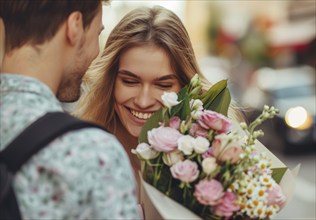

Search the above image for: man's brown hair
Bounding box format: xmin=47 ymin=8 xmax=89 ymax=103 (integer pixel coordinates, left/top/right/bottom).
xmin=0 ymin=0 xmax=108 ymax=52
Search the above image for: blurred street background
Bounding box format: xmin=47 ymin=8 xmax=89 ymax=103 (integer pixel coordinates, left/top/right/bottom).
xmin=69 ymin=1 xmax=316 ymax=219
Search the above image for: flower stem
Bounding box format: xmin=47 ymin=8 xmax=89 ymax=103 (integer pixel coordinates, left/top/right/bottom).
xmin=153 ymin=154 xmax=162 ymax=187
xmin=201 ymin=205 xmax=207 ymax=217
xmin=189 ymin=197 xmax=195 ymax=206
xmin=183 ymin=184 xmax=188 ymax=203
xmin=166 ymin=175 xmax=173 ymax=196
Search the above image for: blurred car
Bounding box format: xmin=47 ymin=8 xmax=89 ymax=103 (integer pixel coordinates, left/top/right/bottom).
xmin=242 ymin=65 xmax=315 ymax=154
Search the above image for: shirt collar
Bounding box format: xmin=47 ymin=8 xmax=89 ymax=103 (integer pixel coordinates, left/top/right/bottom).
xmin=0 ymin=73 xmax=59 ymax=103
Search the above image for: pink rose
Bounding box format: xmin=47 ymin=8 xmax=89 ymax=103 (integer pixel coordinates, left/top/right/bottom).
xmin=170 ymin=159 xmax=199 ymax=183
xmin=148 ymin=126 xmax=182 ymax=152
xmin=198 ymin=110 xmax=231 ymax=133
xmin=267 ymin=184 xmax=286 ymax=207
xmin=169 ymin=116 xmax=181 ymax=130
xmin=202 ymin=147 xmax=215 ymax=159
xmin=189 ymin=123 xmax=208 ymax=138
xmin=212 ymin=133 xmax=243 ymax=164
xmin=213 ymin=192 xmax=240 ymax=218
xmin=194 ymin=179 xmax=224 ymax=206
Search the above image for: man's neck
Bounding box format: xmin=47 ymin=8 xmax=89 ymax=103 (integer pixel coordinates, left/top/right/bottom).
xmin=1 ymin=40 xmax=65 ymax=95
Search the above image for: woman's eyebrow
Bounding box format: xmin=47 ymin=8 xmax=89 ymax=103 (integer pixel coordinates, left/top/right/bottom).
xmin=117 ymin=70 xmax=178 ymax=81
xmin=117 ymin=70 xmax=141 ymax=79
xmin=155 ymin=74 xmax=178 ymax=81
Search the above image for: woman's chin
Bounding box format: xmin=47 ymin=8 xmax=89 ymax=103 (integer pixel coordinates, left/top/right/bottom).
xmin=127 ymin=127 xmax=142 ymax=138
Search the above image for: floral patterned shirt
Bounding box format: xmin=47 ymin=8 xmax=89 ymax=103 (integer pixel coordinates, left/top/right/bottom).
xmin=0 ymin=74 xmax=140 ymax=220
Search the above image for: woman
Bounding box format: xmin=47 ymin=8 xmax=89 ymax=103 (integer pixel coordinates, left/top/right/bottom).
xmin=74 ymin=6 xmax=240 ymax=182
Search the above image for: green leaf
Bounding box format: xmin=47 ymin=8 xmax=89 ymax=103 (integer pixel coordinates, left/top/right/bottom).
xmin=205 ymin=88 xmax=231 ymax=116
xmin=271 ymin=167 xmax=288 ymax=184
xmin=170 ymin=101 xmax=184 ymax=118
xmin=180 ymin=95 xmax=191 ymax=120
xmin=177 ymin=86 xmax=188 ymax=100
xmin=196 ymin=80 xmax=231 ymax=116
xmin=197 ymin=80 xmax=227 ymax=103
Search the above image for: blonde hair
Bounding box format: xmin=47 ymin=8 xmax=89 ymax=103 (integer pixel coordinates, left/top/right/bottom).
xmin=74 ymin=6 xmax=242 ymax=132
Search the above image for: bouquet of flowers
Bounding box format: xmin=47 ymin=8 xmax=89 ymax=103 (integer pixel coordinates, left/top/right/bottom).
xmin=132 ymin=74 xmax=289 ymax=220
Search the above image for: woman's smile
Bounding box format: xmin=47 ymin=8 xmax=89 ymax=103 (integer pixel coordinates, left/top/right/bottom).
xmin=130 ymin=109 xmax=153 ymax=120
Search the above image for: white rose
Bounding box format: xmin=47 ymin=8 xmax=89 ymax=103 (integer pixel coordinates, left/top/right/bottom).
xmin=132 ymin=143 xmax=159 ymax=160
xmin=177 ymin=135 xmax=195 ymax=155
xmin=202 ymin=157 xmax=217 ymax=175
xmin=194 ymin=136 xmax=210 ymax=154
xmin=162 ymin=150 xmax=184 ymax=166
xmin=161 ymin=92 xmax=180 ymax=109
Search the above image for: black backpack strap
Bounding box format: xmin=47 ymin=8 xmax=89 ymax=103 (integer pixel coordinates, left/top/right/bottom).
xmin=0 ymin=112 xmax=104 ymax=220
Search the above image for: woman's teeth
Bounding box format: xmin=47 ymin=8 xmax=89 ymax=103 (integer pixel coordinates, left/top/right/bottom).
xmin=131 ymin=110 xmax=152 ymax=119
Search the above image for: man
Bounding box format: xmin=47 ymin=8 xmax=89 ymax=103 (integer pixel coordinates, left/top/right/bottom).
xmin=0 ymin=0 xmax=140 ymax=219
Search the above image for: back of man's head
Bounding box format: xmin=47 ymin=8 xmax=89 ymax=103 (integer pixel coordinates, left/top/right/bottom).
xmin=0 ymin=0 xmax=108 ymax=53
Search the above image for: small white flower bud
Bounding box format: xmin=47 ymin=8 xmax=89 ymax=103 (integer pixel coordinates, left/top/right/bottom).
xmin=240 ymin=122 xmax=247 ymax=130
xmin=190 ymin=74 xmax=200 ymax=87
xmin=180 ymin=121 xmax=189 ymax=134
xmin=263 ymin=112 xmax=270 ymax=118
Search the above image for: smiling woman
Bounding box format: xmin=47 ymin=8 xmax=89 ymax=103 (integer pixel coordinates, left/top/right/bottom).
xmin=74 ymin=6 xmax=211 ymax=186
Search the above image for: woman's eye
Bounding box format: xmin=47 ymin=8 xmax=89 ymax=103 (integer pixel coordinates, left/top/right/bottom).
xmin=122 ymin=79 xmax=138 ymax=85
xmin=157 ymin=84 xmax=173 ymax=89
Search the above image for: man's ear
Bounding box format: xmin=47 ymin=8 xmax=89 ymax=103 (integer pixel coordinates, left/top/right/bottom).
xmin=66 ymin=11 xmax=84 ymax=46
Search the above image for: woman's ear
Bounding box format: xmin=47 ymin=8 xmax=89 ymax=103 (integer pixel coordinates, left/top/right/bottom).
xmin=66 ymin=11 xmax=84 ymax=46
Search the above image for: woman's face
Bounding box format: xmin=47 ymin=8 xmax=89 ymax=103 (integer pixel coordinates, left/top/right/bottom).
xmin=114 ymin=45 xmax=181 ymax=137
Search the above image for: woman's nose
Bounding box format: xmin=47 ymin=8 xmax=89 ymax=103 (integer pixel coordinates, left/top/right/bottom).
xmin=134 ymin=86 xmax=156 ymax=108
